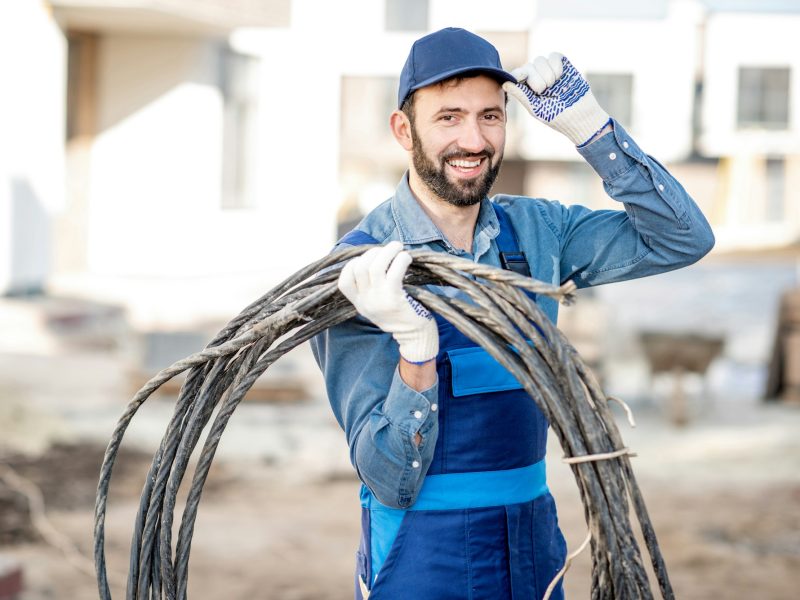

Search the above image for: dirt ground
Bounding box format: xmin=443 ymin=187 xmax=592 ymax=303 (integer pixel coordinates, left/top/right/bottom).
xmin=1 ymin=295 xmax=799 ymax=599
xmin=1 ymin=431 xmax=798 ymax=600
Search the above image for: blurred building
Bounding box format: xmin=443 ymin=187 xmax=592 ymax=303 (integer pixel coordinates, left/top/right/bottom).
xmin=1 ymin=0 xmax=300 ymax=330
xmin=1 ymin=0 xmax=799 ymax=331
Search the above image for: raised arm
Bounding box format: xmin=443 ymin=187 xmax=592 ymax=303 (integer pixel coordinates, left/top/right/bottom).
xmin=503 ymin=52 xmax=714 ymax=286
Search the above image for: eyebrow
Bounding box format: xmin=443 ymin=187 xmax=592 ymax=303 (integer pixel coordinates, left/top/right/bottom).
xmin=433 ymin=105 xmax=505 ymax=117
xmin=481 ymin=105 xmax=505 ymax=115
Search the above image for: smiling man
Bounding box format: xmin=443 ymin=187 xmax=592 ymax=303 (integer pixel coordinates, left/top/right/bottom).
xmin=405 ymin=75 xmax=505 ymax=208
xmin=312 ymin=27 xmax=714 ymax=600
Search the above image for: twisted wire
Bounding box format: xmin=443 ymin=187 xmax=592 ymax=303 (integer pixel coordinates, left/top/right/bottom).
xmin=94 ymin=247 xmax=673 ymax=600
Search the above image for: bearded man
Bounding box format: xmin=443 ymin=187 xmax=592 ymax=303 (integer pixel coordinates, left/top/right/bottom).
xmin=312 ymin=27 xmax=714 ymax=600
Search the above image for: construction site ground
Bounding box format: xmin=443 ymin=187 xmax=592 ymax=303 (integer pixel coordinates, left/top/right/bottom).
xmin=1 ymin=296 xmax=799 ymax=600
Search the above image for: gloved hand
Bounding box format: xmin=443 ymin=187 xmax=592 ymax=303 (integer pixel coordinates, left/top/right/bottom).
xmin=338 ymin=241 xmax=439 ymax=364
xmin=502 ymin=53 xmax=611 ymax=146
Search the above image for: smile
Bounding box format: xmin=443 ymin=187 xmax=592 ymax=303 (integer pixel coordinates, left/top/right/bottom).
xmin=445 ymin=157 xmax=486 ymax=176
xmin=447 ymin=158 xmax=482 ymax=168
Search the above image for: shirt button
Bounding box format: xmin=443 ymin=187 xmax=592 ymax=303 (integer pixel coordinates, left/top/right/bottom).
xmin=430 ymin=403 xmax=438 ymax=412
xmin=623 ymin=141 xmax=629 ymax=149
xmin=412 ymin=461 xmax=420 ymax=469
xmin=413 ymin=410 xmax=423 ymax=419
xmin=609 ymin=152 xmax=617 ymax=160
xmin=658 ymin=184 xmax=665 ymax=191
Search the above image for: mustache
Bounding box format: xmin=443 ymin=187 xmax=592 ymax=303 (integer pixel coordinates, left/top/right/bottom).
xmin=441 ymin=147 xmax=495 ymax=161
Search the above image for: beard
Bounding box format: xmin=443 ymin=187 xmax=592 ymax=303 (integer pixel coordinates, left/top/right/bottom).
xmin=411 ymin=129 xmax=503 ymax=207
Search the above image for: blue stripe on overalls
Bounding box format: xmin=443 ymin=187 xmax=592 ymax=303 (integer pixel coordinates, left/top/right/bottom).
xmin=340 ymin=204 xmax=567 ymax=600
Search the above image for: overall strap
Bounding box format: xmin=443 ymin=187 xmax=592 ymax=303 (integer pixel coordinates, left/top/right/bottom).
xmin=492 ymin=203 xmax=532 ymax=278
xmin=337 ymin=229 xmax=380 ymax=247
xmin=338 ymin=206 xmax=531 ymax=278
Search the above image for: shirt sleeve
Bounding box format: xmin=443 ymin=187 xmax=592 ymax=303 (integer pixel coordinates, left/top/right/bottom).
xmin=557 ymin=119 xmax=715 ymax=287
xmin=310 ymin=313 xmax=439 ymax=509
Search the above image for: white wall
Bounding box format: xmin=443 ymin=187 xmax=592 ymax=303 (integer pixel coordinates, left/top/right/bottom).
xmin=520 ymin=1 xmax=701 ymax=161
xmin=0 ymin=1 xmax=66 ymax=293
xmin=19 ymin=0 xmax=798 ymax=324
xmin=88 ymin=35 xmax=222 ymax=279
xmin=696 ymin=12 xmax=800 ymax=253
xmin=699 ymin=12 xmax=800 ymax=156
xmin=431 ymin=0 xmax=537 ymax=32
xmin=73 ymin=31 xmax=347 ymax=326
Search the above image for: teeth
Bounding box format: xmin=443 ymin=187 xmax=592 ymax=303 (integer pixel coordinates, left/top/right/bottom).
xmin=448 ymin=158 xmax=481 ymax=168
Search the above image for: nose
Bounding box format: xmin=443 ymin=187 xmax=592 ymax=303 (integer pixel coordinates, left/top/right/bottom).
xmin=457 ymin=118 xmax=486 ymax=154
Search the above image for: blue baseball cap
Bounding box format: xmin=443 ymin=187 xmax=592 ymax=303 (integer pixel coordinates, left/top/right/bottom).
xmin=397 ymin=27 xmax=517 ymax=109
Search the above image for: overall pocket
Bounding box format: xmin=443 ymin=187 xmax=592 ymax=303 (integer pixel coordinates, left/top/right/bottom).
xmin=438 ymin=347 xmax=548 ymax=472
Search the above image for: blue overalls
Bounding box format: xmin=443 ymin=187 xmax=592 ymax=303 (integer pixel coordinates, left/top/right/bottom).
xmin=341 ymin=204 xmax=567 ymax=600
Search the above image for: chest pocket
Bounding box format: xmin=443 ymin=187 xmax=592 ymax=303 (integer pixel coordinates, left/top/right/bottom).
xmin=447 ymin=346 xmax=525 ymax=397
xmin=433 ymin=342 xmax=546 ymax=473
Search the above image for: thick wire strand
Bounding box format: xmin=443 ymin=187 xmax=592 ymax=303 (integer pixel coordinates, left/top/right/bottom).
xmin=94 ymin=247 xmax=673 ymax=600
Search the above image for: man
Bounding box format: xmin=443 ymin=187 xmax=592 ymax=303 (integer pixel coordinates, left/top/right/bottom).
xmin=312 ymin=27 xmax=714 ymax=599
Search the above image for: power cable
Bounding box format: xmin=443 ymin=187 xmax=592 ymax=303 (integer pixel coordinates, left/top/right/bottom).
xmin=94 ymin=246 xmax=673 ymax=600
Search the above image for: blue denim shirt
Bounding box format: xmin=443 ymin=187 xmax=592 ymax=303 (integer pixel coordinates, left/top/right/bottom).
xmin=311 ymin=120 xmax=714 ymax=509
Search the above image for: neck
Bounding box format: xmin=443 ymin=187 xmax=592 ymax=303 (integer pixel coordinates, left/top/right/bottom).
xmin=407 ymin=170 xmax=481 ymax=253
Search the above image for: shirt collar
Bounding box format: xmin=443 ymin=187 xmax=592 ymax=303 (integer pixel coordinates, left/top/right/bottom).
xmin=390 ymin=173 xmax=500 ymax=255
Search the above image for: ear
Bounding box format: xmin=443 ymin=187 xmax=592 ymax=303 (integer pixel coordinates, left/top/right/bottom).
xmin=390 ymin=110 xmax=414 ymax=152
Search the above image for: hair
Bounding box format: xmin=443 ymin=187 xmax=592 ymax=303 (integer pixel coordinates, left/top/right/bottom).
xmin=400 ymin=93 xmax=416 ymax=126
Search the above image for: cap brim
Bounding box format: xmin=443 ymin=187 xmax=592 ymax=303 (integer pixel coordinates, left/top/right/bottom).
xmin=409 ymin=66 xmax=518 ymax=96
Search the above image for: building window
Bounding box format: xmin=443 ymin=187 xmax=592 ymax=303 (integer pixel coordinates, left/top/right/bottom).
xmin=220 ymin=46 xmax=260 ymax=209
xmin=386 ymin=0 xmax=428 ymax=31
xmin=586 ymin=73 xmax=633 ymax=128
xmin=737 ymin=67 xmax=790 ymax=129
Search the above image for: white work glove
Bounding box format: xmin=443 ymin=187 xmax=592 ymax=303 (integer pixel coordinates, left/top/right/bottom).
xmin=338 ymin=241 xmax=439 ymax=364
xmin=502 ymin=53 xmax=610 ymax=146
